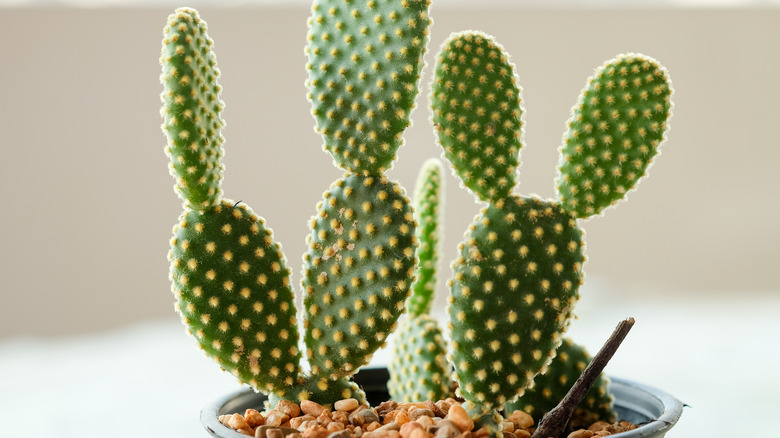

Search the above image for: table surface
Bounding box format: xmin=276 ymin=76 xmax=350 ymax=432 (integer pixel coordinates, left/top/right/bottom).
xmin=2 ymin=284 xmax=778 ymax=437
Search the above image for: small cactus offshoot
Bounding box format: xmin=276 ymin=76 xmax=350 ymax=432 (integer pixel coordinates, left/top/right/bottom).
xmin=429 ymin=30 xmax=672 ymax=429
xmin=162 ymin=1 xmax=431 ymax=406
xmin=388 ymin=159 xmax=451 ymax=403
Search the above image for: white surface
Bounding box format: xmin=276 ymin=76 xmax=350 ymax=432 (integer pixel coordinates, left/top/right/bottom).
xmin=1 ymin=282 xmax=778 ymax=437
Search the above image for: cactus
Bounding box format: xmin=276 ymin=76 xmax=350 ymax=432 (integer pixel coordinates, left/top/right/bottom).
xmin=504 ymin=338 xmax=616 ymax=432
xmin=430 ymin=30 xmax=672 ymax=428
xmin=162 ymin=1 xmax=431 ymax=406
xmin=388 ymin=159 xmax=451 ymax=403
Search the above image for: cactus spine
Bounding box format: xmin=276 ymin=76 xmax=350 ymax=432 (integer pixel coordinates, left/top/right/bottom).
xmin=162 ymin=0 xmax=431 ymax=406
xmin=388 ymin=159 xmax=451 ymax=403
xmin=430 ymin=30 xmax=672 ymax=429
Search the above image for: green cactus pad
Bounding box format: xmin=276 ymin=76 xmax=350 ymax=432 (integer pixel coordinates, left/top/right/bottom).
xmin=448 ymin=196 xmax=583 ymax=411
xmin=556 ymin=54 xmax=673 ymax=218
xmin=305 ymin=0 xmax=432 ymax=174
xmin=388 ymin=314 xmax=451 ymax=402
xmin=302 ymin=174 xmax=417 ymax=380
xmin=407 ymin=158 xmax=444 ymax=316
xmin=161 ymin=8 xmax=226 ymax=210
xmin=168 ymin=200 xmax=301 ymax=393
xmin=505 ymin=338 xmax=615 ymax=431
xmin=431 ymin=31 xmax=523 ymax=202
xmin=267 ymin=375 xmax=367 ymax=409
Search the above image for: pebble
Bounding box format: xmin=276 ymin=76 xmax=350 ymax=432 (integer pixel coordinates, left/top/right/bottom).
xmin=444 ymin=405 xmax=473 ymax=432
xmin=302 ymin=400 xmax=328 ymax=417
xmin=335 ymin=398 xmax=360 ymax=412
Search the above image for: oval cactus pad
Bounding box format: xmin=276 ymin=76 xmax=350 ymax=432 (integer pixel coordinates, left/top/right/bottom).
xmin=161 ymin=8 xmax=226 ymax=210
xmin=305 ymin=0 xmax=432 ymax=174
xmin=168 ymin=200 xmax=301 ymax=393
xmin=302 ymin=174 xmax=417 ymax=380
xmin=448 ymin=196 xmax=583 ymax=411
xmin=431 ymin=31 xmax=523 ymax=202
xmin=556 ymin=54 xmax=673 ymax=218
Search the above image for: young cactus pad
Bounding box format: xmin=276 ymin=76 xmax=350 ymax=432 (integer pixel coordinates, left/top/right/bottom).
xmin=407 ymin=158 xmax=444 ymax=317
xmin=169 ymin=200 xmax=302 ymax=393
xmin=505 ymin=338 xmax=616 ymax=431
xmin=557 ymin=54 xmax=672 ymax=218
xmin=161 ymin=8 xmax=225 ymax=210
xmin=388 ymin=158 xmax=451 ymax=403
xmin=430 ymin=31 xmax=522 ymax=203
xmin=388 ymin=314 xmax=451 ymax=402
xmin=302 ymin=174 xmax=417 ymax=380
xmin=305 ymin=0 xmax=432 ymax=175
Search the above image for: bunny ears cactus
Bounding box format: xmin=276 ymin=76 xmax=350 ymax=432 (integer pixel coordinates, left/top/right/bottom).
xmin=162 ymin=1 xmax=431 ymax=406
xmin=430 ymin=30 xmax=672 ymax=422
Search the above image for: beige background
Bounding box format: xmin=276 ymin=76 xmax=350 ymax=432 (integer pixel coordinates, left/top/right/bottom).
xmin=0 ymin=6 xmax=778 ymax=338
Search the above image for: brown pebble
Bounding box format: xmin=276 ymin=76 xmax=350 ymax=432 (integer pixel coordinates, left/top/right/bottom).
xmin=378 ymin=422 xmax=401 ymax=432
xmin=228 ymin=413 xmax=249 ymax=430
xmin=399 ymin=421 xmax=423 ymax=438
xmin=415 ymin=416 xmax=434 ymax=428
xmin=255 ymin=426 xmax=301 ymax=438
xmin=246 ymin=409 xmax=266 ymax=428
xmin=433 ymin=423 xmax=459 ymax=438
xmin=409 ymin=409 xmax=435 ymax=420
xmin=507 ymin=411 xmax=534 ymax=430
xmin=376 ymin=401 xmax=399 ymax=416
xmin=276 ymin=400 xmax=302 ymax=418
xmin=588 ymin=422 xmax=609 ymax=432
xmin=327 ymin=430 xmax=352 ymax=438
xmin=302 ymin=400 xmax=328 ymax=417
xmin=567 ymin=430 xmax=595 ymax=438
xmin=502 ymin=433 xmax=515 ymax=438
xmin=266 ymin=411 xmax=291 ymax=427
xmin=351 ymin=410 xmax=380 ymax=426
xmin=472 ymin=428 xmax=488 ymax=438
xmin=237 ymin=428 xmax=254 ymax=436
xmin=327 ymin=422 xmax=346 ymax=432
xmin=366 ymin=422 xmax=382 ymax=432
xmin=395 ymin=411 xmax=411 ymax=425
xmin=336 ymin=399 xmax=360 ymax=412
xmin=513 ymin=430 xmax=531 ymax=438
xmin=445 ymin=405 xmax=473 ymax=433
xmin=302 ymin=425 xmax=330 ymax=438
xmin=318 ymin=411 xmax=333 ymax=426
xmin=291 ymin=416 xmax=317 ymax=429
xmin=267 ymin=429 xmax=285 ymax=438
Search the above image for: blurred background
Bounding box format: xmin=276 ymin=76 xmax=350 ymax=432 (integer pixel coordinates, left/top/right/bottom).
xmin=1 ymin=0 xmax=778 ymax=437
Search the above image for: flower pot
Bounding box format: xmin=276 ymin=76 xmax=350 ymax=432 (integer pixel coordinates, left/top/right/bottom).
xmin=201 ymin=367 xmax=683 ymax=438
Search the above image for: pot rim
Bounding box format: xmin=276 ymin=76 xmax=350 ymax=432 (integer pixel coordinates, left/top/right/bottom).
xmin=201 ymin=372 xmax=684 ymax=438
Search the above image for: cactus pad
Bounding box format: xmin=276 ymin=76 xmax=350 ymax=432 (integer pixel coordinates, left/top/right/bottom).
xmin=388 ymin=314 xmax=451 ymax=402
xmin=431 ymin=31 xmax=523 ymax=202
xmin=505 ymin=338 xmax=615 ymax=430
xmin=305 ymin=0 xmax=432 ymax=175
xmin=168 ymin=200 xmax=302 ymax=393
xmin=407 ymin=158 xmax=444 ymax=316
xmin=302 ymin=174 xmax=417 ymax=380
xmin=448 ymin=196 xmax=583 ymax=411
xmin=556 ymin=54 xmax=673 ymax=218
xmin=161 ymin=8 xmax=226 ymax=210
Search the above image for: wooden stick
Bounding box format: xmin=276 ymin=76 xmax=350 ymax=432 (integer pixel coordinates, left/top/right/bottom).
xmin=531 ymin=317 xmax=636 ymax=438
